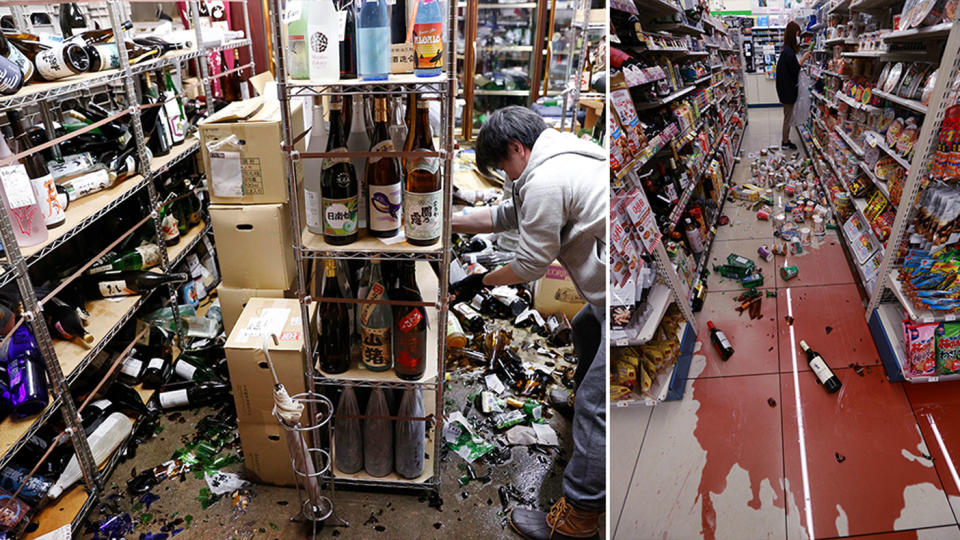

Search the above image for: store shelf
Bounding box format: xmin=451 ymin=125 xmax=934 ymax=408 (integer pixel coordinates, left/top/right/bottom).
xmin=873 ymin=89 xmax=928 ymax=114
xmin=151 ymin=140 xmax=201 ymax=177
xmin=680 ymin=51 xmax=710 ymax=58
xmin=841 ymin=50 xmax=929 ymax=61
xmin=477 ymin=2 xmax=537 ymax=7
xmin=825 ymin=37 xmax=858 ymax=45
xmin=702 ymin=15 xmax=728 ymax=35
xmin=614 ymin=321 xmax=695 ymax=406
xmin=859 ymin=161 xmax=892 ymax=202
xmin=610 ymin=284 xmax=673 ymax=347
xmin=864 ymin=131 xmax=911 ymax=169
xmin=710 ymin=64 xmax=723 ymax=70
xmin=834 ymin=125 xmax=864 ymax=156
xmin=315 ymin=261 xmax=440 ymax=387
xmin=167 ymin=222 xmax=211 ymax=268
xmin=25 ymin=484 xmax=89 ymax=539
xmin=649 ymin=22 xmax=705 ymax=36
xmin=473 ymin=89 xmax=530 ymax=96
xmin=635 ymin=85 xmax=695 ymax=110
xmin=883 ymin=22 xmax=954 ymax=42
xmin=687 ymin=74 xmax=713 ymax=85
xmin=828 ymin=0 xmax=851 ymax=14
xmin=851 ymin=0 xmax=904 ymax=11
xmin=872 ymin=302 xmax=960 ymax=382
xmin=283 ymin=73 xmax=449 ymax=94
xmin=300 ymin=229 xmax=444 ymax=260
xmin=888 ymin=269 xmax=960 ymax=323
xmin=634 ymin=0 xmax=681 ymax=16
xmin=836 ymin=92 xmax=879 ymax=112
xmin=477 ymin=45 xmax=533 ymax=52
xmin=0 ymin=394 xmax=60 ymax=473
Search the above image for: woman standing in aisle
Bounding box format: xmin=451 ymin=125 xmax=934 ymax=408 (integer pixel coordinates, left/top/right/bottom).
xmin=776 ymin=21 xmax=812 ymax=150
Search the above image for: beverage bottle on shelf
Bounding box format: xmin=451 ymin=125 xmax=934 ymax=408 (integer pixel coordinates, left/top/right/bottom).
xmin=138 ymin=74 xmax=173 ymax=158
xmin=0 ymin=54 xmax=23 ymax=95
xmin=45 ymin=297 xmax=94 ymax=345
xmin=47 ymin=411 xmax=133 ymax=500
xmin=0 ymin=32 xmax=35 ymax=83
xmin=321 ymin=98 xmax=359 ymax=245
xmin=318 ymin=259 xmax=351 ymax=374
xmin=363 ymin=387 xmax=393 ymax=477
xmin=339 ymin=0 xmax=358 ymax=80
xmin=6 ymin=325 xmax=48 ymax=418
xmin=9 ymin=132 xmax=66 ymax=229
xmin=157 ymin=381 xmax=230 ymax=410
xmin=389 ymin=96 xmax=407 ymax=151
xmin=799 ymin=340 xmax=842 ymax=393
xmin=367 ymin=97 xmax=402 ymax=237
xmin=707 ymin=321 xmax=734 ymax=360
xmin=307 ymin=0 xmax=340 ymax=81
xmin=355 ymin=260 xmax=373 ymax=334
xmin=334 ymin=385 xmax=363 ymax=473
xmin=172 ymin=355 xmax=222 ymax=382
xmin=347 ymin=95 xmax=372 ymax=230
xmin=67 ymin=21 xmax=132 ymax=45
xmin=84 ymin=42 xmax=120 ymax=72
xmin=77 ymin=271 xmax=190 ymax=300
xmin=0 ymin=127 xmax=47 ymax=247
xmin=0 ymin=364 xmax=13 ymax=421
xmin=23 ymin=41 xmax=90 ymax=81
xmin=0 ymin=464 xmax=54 ymax=506
xmin=140 ymin=356 xmax=170 ymax=389
xmin=162 ymin=68 xmax=187 ymax=145
xmin=87 ymin=244 xmax=163 ymax=274
xmin=158 ymin=194 xmax=181 ymax=246
xmin=123 ymin=41 xmax=161 ymax=65
xmin=390 ymin=0 xmax=408 ymax=43
xmin=117 ymin=355 xmax=145 ymax=386
xmin=358 ymin=0 xmax=391 ymax=81
xmin=395 ymin=387 xmax=425 ymax=479
xmin=412 ymin=0 xmax=443 ymax=77
xmin=221 ymin=50 xmax=244 ymax=102
xmin=286 ymin=0 xmax=310 ymax=79
xmin=684 ymin=217 xmax=705 ymax=253
xmin=304 ymin=96 xmax=327 ymax=235
xmin=360 ymin=260 xmax=393 ymax=372
xmin=392 ymin=262 xmax=427 ymax=380
xmin=403 ymin=96 xmax=442 ymax=246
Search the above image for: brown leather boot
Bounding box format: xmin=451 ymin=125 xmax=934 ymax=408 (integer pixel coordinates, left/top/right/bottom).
xmin=509 ymin=497 xmax=601 ymax=540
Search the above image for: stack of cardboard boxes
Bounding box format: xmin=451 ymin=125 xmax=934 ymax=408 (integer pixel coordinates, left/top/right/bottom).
xmin=199 ymin=96 xmax=310 ymax=485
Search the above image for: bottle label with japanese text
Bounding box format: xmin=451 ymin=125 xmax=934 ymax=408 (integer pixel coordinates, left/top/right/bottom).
xmin=305 ymin=189 xmax=322 ymax=229
xmin=361 ymin=326 xmax=391 ymax=371
xmin=397 ymin=309 xmax=423 ymax=333
xmin=323 ymin=196 xmax=358 ymax=236
xmin=5 ymin=43 xmax=33 ymax=80
xmin=360 ymin=283 xmax=385 ymax=324
xmin=369 ymin=182 xmax=402 ymax=232
xmin=30 ymin=174 xmax=65 ymax=226
xmin=35 ymin=48 xmax=74 ymax=80
xmin=98 ymin=280 xmax=132 ymax=297
xmin=403 ymin=189 xmax=441 ymax=240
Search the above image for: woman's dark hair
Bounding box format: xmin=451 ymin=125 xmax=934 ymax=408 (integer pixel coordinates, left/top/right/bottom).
xmin=475 ymin=106 xmax=547 ymax=176
xmin=784 ymin=21 xmax=801 ymax=51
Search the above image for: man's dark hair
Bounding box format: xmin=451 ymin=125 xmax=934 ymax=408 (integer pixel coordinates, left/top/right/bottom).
xmin=475 ymin=106 xmax=547 ymax=176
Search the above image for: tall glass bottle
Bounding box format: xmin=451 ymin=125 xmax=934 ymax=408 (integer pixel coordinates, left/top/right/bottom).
xmin=308 ymin=0 xmax=340 ymax=81
xmin=403 ymin=97 xmax=441 ymax=246
xmin=7 ymin=325 xmax=48 ymax=418
xmin=360 ymin=260 xmax=392 ymax=372
xmin=392 ymin=262 xmax=427 ymax=380
xmin=15 ymin=133 xmax=65 ymax=229
xmin=339 ymin=0 xmax=358 ymax=79
xmin=334 ymin=385 xmax=363 ymax=473
xmin=363 ymin=387 xmax=393 ymax=477
xmin=0 ymin=33 xmax=35 ymax=83
xmin=162 ymin=69 xmax=187 ymax=145
xmin=412 ymin=0 xmax=443 ymax=77
xmin=321 ymin=98 xmax=358 ymax=245
xmin=31 ymin=42 xmax=90 ymax=81
xmin=0 ymin=127 xmax=47 ymax=246
xmin=367 ymin=97 xmax=402 ymax=237
xmin=357 ymin=0 xmax=391 ymax=81
xmin=0 ymin=55 xmax=23 ymax=96
xmin=347 ymin=95 xmax=371 ymax=230
xmin=318 ymin=259 xmax=351 ymax=374
xmin=304 ymin=96 xmax=327 ymax=235
xmin=389 ymin=95 xmax=408 ymax=151
xmin=390 ymin=0 xmax=408 ymax=44
xmin=395 ymin=388 xmax=425 ymax=478
xmin=286 ymin=0 xmax=310 ymax=79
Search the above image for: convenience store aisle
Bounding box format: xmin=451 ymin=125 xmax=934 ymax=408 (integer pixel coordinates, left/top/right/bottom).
xmin=611 ymin=109 xmax=960 ymax=540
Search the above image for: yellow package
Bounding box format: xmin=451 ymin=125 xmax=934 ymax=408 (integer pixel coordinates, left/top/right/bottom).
xmin=615 ymin=361 xmax=637 ymax=390
xmin=611 ymin=385 xmax=633 ymax=401
xmin=638 ymin=365 xmax=653 ymax=393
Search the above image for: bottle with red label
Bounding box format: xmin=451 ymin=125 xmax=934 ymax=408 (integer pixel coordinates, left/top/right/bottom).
xmin=392 ymin=262 xmax=427 ymax=380
xmin=412 ymin=0 xmax=443 ymax=77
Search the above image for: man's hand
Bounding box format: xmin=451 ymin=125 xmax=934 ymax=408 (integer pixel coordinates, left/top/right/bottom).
xmin=450 ymin=271 xmax=488 ymax=302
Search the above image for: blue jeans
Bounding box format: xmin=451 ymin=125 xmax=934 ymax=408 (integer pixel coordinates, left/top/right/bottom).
xmin=563 ymin=303 xmax=606 ymax=512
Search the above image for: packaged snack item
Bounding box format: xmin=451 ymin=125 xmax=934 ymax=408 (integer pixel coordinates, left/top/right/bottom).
xmin=904 ymin=320 xmax=938 ymax=376
xmin=921 ymin=69 xmax=938 ymax=106
xmin=896 ymin=63 xmax=921 ymax=98
xmin=897 ymin=118 xmax=920 ymax=157
xmin=876 ymin=63 xmax=892 ymax=90
xmin=886 ymin=117 xmax=905 ymax=147
xmin=611 ymin=385 xmax=632 ymax=401
xmin=908 ymin=65 xmax=932 ymax=101
xmin=945 ymin=0 xmax=959 ymax=20
xmin=884 ymin=63 xmax=904 ymax=93
xmin=936 ymin=322 xmax=960 ymax=374
xmin=615 ymin=361 xmax=638 ymax=389
xmin=878 ymin=107 xmax=896 ymax=134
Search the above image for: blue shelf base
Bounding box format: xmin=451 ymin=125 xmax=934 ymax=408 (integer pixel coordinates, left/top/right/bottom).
xmin=666 ymin=323 xmax=698 ymax=401
xmin=868 ymin=309 xmax=906 ymax=383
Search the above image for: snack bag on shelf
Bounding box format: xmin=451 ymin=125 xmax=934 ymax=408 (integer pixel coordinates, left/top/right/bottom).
xmin=935 ymin=321 xmax=960 ymax=374
xmin=615 ymin=360 xmax=637 ymax=390
xmin=904 ymin=320 xmax=938 ymax=376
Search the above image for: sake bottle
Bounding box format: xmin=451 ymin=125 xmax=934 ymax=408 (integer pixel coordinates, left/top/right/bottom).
xmin=334 ymin=385 xmax=363 ymax=474
xmin=363 ymin=387 xmax=393 ymax=477
xmin=394 ymin=388 xmax=425 ymax=479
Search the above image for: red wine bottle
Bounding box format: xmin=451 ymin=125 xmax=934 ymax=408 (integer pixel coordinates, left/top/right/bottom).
xmin=707 ymin=321 xmax=734 ymax=360
xmin=800 ymin=340 xmax=842 ymax=393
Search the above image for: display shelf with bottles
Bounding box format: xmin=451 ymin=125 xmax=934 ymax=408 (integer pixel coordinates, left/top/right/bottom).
xmin=269 ymin=0 xmax=455 ymax=493
xmin=23 ymin=484 xmax=89 ymax=540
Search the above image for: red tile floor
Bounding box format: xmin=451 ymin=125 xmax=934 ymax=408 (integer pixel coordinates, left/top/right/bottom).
xmin=611 ymin=111 xmax=960 ymax=540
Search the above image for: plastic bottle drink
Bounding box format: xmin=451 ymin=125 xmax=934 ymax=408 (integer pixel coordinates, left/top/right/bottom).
xmin=357 ymin=0 xmax=390 ymax=80
xmin=412 ymin=0 xmax=443 ymax=76
xmin=307 ymin=0 xmax=340 ymax=81
xmin=394 ymin=388 xmax=425 ymax=478
xmin=334 ymin=385 xmax=363 ymax=474
xmin=286 ymin=0 xmax=310 ymax=79
xmin=47 ymin=412 xmax=133 ymax=500
xmin=363 ymin=387 xmax=393 ymax=477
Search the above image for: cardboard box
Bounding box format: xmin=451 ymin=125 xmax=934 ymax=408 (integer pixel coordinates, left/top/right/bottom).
xmin=534 ymin=263 xmax=587 ymax=320
xmin=237 ymin=421 xmax=297 ymax=486
xmin=210 ymin=203 xmax=297 ymax=289
xmin=224 ymin=298 xmax=315 ymax=426
xmin=219 ymin=284 xmax=290 ymax=336
xmin=199 ymin=96 xmax=305 ymax=205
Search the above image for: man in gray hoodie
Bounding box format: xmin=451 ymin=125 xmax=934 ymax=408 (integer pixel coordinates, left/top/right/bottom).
xmin=451 ymin=106 xmax=605 ymax=540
